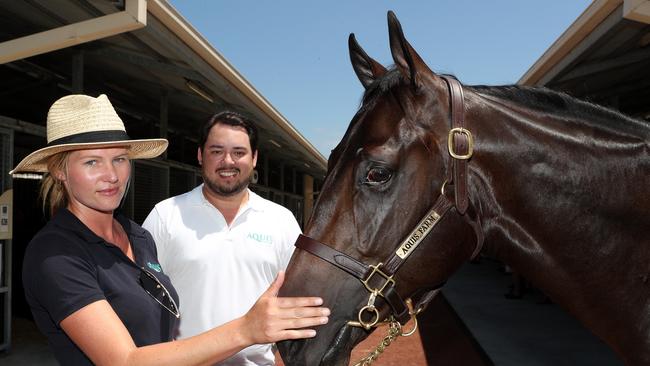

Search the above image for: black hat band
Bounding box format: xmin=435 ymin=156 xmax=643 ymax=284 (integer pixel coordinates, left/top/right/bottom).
xmin=47 ymin=130 xmax=131 ymax=147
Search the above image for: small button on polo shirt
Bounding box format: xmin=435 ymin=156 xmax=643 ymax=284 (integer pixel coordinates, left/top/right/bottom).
xmin=23 ymin=208 xmax=179 ymax=366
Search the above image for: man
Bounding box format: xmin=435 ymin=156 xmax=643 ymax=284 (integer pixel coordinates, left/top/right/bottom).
xmin=143 ymin=111 xmax=301 ymax=365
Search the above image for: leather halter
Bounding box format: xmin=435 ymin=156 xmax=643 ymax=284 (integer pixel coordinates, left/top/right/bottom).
xmin=295 ymin=75 xmax=483 ymax=328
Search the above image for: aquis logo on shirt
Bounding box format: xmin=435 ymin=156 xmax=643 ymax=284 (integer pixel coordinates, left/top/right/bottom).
xmin=147 ymin=262 xmax=162 ymax=272
xmin=247 ymin=232 xmax=273 ymax=245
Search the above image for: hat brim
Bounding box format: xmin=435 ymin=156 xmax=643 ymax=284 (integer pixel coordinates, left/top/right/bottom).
xmin=9 ymin=139 xmax=168 ymax=174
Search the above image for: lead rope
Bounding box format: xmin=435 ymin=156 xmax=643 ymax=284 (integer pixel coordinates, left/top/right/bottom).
xmin=351 ymin=300 xmax=421 ymax=366
xmin=351 ymin=319 xmax=403 ymax=366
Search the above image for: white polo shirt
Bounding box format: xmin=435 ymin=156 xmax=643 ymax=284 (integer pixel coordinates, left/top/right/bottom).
xmin=142 ymin=185 xmax=301 ymax=365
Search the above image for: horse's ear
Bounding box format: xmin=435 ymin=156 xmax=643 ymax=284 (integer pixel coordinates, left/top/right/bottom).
xmin=349 ymin=33 xmax=387 ymax=89
xmin=387 ymin=10 xmax=429 ymax=89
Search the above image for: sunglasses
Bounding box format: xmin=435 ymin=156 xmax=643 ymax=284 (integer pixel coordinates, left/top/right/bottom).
xmin=139 ymin=268 xmax=180 ymax=319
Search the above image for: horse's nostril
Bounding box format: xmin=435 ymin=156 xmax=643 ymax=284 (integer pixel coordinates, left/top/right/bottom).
xmin=278 ymin=340 xmax=306 ymax=365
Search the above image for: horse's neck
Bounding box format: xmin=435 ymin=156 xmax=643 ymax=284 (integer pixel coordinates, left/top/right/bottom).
xmin=464 ymin=92 xmax=650 ymax=356
xmin=469 ymin=93 xmax=650 ymax=257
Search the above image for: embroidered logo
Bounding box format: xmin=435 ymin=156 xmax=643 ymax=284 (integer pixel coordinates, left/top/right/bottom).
xmin=147 ymin=262 xmax=162 ymax=272
xmin=247 ymin=232 xmax=273 ymax=245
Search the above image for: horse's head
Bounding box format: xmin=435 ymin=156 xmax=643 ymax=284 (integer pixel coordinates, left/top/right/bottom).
xmin=278 ymin=12 xmax=482 ymax=365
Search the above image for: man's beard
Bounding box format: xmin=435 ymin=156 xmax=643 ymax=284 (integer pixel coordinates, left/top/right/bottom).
xmin=203 ymin=169 xmax=252 ymax=197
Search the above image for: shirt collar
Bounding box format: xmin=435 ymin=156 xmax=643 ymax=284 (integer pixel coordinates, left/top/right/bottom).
xmin=51 ymin=207 xmax=147 ymax=246
xmin=195 ymin=184 xmax=265 ymax=213
xmin=245 ymin=189 xmax=266 ymax=212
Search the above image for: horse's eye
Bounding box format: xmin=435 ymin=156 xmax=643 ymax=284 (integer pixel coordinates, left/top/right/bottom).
xmin=364 ymin=167 xmax=392 ymax=185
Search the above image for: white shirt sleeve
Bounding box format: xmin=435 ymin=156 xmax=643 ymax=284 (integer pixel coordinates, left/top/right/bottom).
xmin=279 ymin=211 xmax=302 ymax=270
xmin=142 ymin=206 xmax=170 ymax=269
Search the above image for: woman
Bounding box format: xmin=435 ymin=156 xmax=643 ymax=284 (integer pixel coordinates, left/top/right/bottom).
xmin=12 ymin=94 xmax=328 ymax=365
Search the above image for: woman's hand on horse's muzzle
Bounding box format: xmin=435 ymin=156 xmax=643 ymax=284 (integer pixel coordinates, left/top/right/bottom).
xmin=240 ymin=271 xmax=330 ymax=345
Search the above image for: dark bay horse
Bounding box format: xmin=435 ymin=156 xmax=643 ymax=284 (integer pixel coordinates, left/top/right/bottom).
xmin=278 ymin=11 xmax=650 ymax=366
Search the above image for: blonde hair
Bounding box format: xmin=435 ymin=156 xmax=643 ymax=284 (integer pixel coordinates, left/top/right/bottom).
xmin=39 ymin=151 xmax=71 ymax=216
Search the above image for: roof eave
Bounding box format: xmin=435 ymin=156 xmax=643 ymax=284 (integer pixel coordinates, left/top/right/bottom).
xmin=518 ymin=0 xmax=623 ymax=86
xmin=147 ymin=0 xmax=327 ymax=170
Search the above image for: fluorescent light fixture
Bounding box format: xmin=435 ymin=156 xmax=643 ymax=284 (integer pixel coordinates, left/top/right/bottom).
xmin=304 ymin=162 xmax=311 ymax=168
xmin=268 ymin=139 xmax=282 ymax=148
xmin=185 ymin=80 xmax=214 ymax=103
xmin=12 ymin=173 xmax=43 ymax=180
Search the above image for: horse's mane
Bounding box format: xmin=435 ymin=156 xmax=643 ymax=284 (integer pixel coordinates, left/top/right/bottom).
xmin=471 ymin=84 xmax=650 ymax=136
xmin=358 ymin=68 xmax=649 ymax=138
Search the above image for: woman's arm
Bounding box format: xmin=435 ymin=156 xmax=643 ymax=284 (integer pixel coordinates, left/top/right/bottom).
xmin=61 ymin=271 xmax=328 ymax=366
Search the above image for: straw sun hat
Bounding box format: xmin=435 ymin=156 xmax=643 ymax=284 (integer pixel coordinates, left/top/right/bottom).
xmin=10 ymin=94 xmax=168 ymax=174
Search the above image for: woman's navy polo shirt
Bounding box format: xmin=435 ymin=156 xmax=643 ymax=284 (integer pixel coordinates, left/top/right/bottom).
xmin=22 ymin=208 xmax=180 ymax=365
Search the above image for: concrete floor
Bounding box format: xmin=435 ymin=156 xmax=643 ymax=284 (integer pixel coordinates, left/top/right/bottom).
xmin=443 ymin=258 xmax=623 ymax=366
xmin=0 ymin=258 xmax=624 ymax=365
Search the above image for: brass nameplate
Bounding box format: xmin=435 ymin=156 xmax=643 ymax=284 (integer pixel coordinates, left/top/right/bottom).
xmin=395 ymin=210 xmax=441 ymax=259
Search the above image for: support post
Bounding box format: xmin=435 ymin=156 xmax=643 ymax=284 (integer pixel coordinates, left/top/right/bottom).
xmin=71 ymin=50 xmax=84 ymax=93
xmin=159 ymin=91 xmax=168 ymax=159
xmin=303 ymin=174 xmax=314 ymax=227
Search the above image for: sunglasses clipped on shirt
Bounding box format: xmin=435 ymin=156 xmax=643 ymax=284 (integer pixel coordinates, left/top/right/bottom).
xmin=139 ymin=268 xmax=180 ymax=319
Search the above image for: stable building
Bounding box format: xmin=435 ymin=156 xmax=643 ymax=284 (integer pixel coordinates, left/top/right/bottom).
xmin=0 ymin=0 xmax=326 ymax=352
xmin=519 ymin=0 xmax=650 ymax=121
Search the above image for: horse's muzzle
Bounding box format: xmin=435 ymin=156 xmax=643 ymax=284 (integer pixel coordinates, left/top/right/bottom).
xmin=278 ymin=323 xmax=366 ymax=366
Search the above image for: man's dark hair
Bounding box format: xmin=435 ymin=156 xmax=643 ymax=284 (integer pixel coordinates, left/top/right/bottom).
xmin=199 ymin=111 xmax=258 ymax=154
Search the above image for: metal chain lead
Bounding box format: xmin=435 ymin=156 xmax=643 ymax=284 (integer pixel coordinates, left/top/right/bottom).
xmin=352 ymin=320 xmax=403 ymax=366
xmin=351 ymin=301 xmax=422 ymax=366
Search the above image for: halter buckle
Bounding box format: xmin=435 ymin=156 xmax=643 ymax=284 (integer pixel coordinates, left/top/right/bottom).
xmin=447 ymin=127 xmax=474 ymax=160
xmin=361 ymin=263 xmax=395 ymax=297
